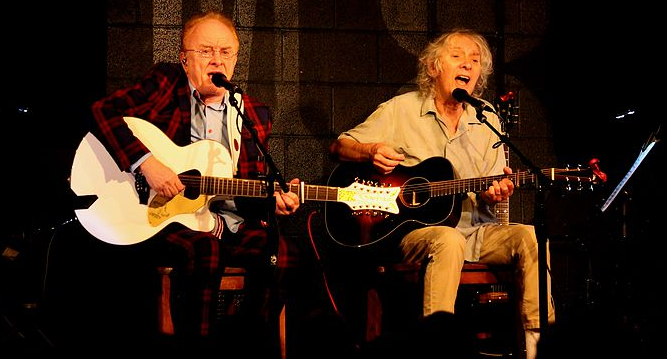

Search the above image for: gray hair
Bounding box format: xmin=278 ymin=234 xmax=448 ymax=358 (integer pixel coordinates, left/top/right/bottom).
xmin=416 ymin=29 xmax=493 ymax=98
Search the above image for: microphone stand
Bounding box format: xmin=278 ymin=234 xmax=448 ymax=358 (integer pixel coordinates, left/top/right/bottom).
xmin=229 ymin=93 xmax=289 ymax=267
xmin=229 ymin=92 xmax=288 ymax=355
xmin=472 ymin=105 xmax=552 ymax=342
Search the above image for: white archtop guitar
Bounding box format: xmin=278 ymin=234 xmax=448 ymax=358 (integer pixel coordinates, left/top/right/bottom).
xmin=70 ymin=117 xmax=400 ymax=245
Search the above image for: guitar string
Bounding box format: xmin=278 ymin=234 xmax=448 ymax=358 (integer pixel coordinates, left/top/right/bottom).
xmin=177 ymin=175 xmax=342 ymax=200
xmin=175 ymin=168 xmax=595 ymax=197
xmin=397 ymin=168 xmax=596 ymax=195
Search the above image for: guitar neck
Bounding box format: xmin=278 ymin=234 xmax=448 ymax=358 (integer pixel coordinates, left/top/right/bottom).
xmin=181 ymin=174 xmax=401 ymax=214
xmin=494 ymin=92 xmax=519 ymax=225
xmin=425 ymin=167 xmax=592 ymax=197
xmin=181 ymin=175 xmax=341 ymax=202
xmin=495 ymin=143 xmax=510 ymax=224
xmin=427 ymin=171 xmax=536 ymax=196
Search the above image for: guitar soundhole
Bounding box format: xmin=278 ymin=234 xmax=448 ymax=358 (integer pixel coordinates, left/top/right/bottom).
xmin=181 ymin=169 xmax=203 ymax=199
xmin=399 ymin=177 xmax=430 ymax=209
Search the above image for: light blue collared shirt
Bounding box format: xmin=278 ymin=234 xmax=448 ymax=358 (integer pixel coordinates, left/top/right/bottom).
xmin=131 ymin=85 xmax=244 ymax=234
xmin=189 ymin=86 xmax=243 ymax=233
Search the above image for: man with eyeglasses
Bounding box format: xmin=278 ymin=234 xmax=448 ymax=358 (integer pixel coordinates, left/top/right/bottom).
xmin=87 ymin=10 xmax=300 ymax=354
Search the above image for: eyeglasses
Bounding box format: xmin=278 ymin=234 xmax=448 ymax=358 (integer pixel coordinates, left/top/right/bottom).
xmin=183 ymin=48 xmax=237 ymax=60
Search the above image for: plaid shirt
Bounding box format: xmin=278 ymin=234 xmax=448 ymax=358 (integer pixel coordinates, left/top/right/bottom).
xmin=90 ymin=62 xmax=269 ymax=180
xmin=89 ymin=62 xmax=283 ymax=337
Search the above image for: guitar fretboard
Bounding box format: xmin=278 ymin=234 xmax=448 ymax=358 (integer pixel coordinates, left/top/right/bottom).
xmin=494 ymin=93 xmax=519 ymax=225
xmin=180 ymin=175 xmax=342 ymax=202
xmin=404 ymin=168 xmax=595 ymax=198
xmin=495 ymin=143 xmax=510 ymax=224
xmin=179 ymin=174 xmax=400 ymax=214
xmin=427 ymin=172 xmax=538 ymax=196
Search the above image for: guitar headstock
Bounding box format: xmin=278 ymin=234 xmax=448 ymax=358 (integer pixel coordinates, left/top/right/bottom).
xmin=337 ymin=180 xmax=401 ymax=214
xmin=495 ymin=91 xmax=520 ymax=134
xmin=540 ymin=164 xmax=605 ymax=191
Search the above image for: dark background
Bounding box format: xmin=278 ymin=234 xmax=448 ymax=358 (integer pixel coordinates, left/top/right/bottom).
xmin=1 ymin=1 xmax=664 ymax=358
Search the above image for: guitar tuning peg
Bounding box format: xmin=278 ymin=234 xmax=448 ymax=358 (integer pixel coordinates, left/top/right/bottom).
xmin=588 ymin=158 xmax=607 ymax=183
xmin=562 ymin=176 xmax=572 ymax=192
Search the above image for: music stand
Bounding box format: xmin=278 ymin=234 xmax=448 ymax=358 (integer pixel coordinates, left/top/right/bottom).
xmin=599 ymin=125 xmax=661 ymax=213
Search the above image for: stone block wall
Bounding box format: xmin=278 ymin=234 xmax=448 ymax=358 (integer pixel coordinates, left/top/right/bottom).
xmin=104 ymin=0 xmax=554 ymax=240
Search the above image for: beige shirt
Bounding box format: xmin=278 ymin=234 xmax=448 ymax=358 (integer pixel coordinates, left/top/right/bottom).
xmin=338 ymin=90 xmax=506 ymax=261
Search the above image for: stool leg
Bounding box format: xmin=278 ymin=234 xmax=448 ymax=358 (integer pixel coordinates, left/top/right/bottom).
xmin=157 ymin=267 xmax=175 ymax=335
xmin=280 ymin=304 xmax=286 ymax=359
xmin=366 ymin=288 xmax=382 ymax=342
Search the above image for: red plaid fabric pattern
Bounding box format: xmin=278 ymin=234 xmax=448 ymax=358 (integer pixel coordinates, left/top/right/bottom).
xmin=89 ymin=62 xmax=289 ymax=337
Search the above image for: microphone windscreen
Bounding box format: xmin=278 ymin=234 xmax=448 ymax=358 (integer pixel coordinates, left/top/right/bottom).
xmin=211 ymin=73 xmax=226 ymax=88
xmin=452 ymin=88 xmax=468 ymax=102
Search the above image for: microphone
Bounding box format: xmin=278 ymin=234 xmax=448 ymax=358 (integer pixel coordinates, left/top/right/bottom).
xmin=452 ymin=88 xmax=490 ymax=111
xmin=211 ymin=73 xmax=243 ymax=94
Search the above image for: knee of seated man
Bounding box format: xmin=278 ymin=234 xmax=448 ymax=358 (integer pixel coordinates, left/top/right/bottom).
xmin=430 ymin=226 xmax=466 ymax=251
xmin=510 ymin=224 xmax=539 ymax=249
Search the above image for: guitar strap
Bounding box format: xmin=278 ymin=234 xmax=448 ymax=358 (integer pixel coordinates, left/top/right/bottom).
xmin=190 ymin=88 xmax=243 ymax=175
xmin=190 ymin=89 xmax=245 ymax=234
xmin=225 ymin=91 xmax=244 ymax=174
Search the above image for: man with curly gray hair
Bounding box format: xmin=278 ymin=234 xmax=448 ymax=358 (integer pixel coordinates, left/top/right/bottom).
xmin=330 ymin=29 xmax=555 ymax=359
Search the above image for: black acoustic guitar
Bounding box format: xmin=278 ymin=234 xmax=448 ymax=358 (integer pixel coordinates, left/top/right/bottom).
xmin=324 ymin=156 xmax=601 ymax=248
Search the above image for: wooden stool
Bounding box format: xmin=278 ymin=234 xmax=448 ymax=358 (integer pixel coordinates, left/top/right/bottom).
xmin=157 ymin=266 xmax=286 ymax=359
xmin=366 ymin=261 xmax=519 ymax=357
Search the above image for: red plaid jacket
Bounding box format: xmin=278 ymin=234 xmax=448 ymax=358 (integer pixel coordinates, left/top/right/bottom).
xmin=88 ymin=62 xmax=284 ymax=336
xmin=89 ymin=62 xmax=272 ymax=222
xmin=90 ymin=62 xmax=268 ymax=182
